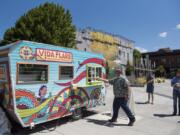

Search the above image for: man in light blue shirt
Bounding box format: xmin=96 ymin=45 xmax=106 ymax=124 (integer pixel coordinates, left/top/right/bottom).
xmin=171 ymin=69 xmax=180 ymax=115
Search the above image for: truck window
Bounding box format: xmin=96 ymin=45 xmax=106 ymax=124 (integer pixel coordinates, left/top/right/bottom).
xmin=96 ymin=67 xmax=102 ymax=78
xmin=59 ymin=66 xmax=73 ymax=80
xmin=87 ymin=66 xmax=102 ymax=83
xmin=17 ymin=63 xmax=48 ymax=84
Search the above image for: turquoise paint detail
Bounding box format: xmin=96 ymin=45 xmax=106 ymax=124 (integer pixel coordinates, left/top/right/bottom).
xmin=16 ymin=97 xmax=34 ymax=108
xmin=22 ymin=116 xmax=31 ymax=123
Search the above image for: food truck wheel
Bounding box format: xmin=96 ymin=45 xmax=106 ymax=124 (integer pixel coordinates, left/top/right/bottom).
xmin=72 ymin=108 xmax=82 ymax=120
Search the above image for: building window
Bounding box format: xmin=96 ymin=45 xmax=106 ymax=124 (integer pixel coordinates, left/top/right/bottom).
xmin=127 ymin=53 xmax=130 ymax=61
xmin=17 ymin=63 xmax=48 ymax=84
xmin=59 ymin=66 xmax=73 ymax=80
xmin=119 ymin=50 xmax=121 ymax=55
xmin=162 ymin=58 xmax=166 ymax=64
xmin=177 ymin=57 xmax=180 ymax=63
xmin=76 ymin=40 xmax=82 ymax=44
xmin=122 ymin=51 xmax=125 ymax=58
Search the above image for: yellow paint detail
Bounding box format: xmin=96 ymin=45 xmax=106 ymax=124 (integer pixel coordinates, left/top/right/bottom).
xmin=74 ymin=89 xmax=79 ymax=95
xmin=90 ymin=32 xmax=119 ymax=68
xmin=57 ymin=97 xmax=63 ymax=102
xmin=65 ymin=102 xmax=70 ymax=109
xmin=91 ymin=31 xmax=119 ymax=45
xmin=52 ymin=107 xmax=59 ymax=112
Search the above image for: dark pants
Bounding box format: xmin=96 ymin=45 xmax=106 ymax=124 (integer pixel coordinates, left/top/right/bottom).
xmin=112 ymin=97 xmax=135 ymax=121
xmin=173 ymin=90 xmax=180 ymax=114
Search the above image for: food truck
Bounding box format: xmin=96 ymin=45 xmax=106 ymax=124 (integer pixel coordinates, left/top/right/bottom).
xmin=0 ymin=40 xmax=106 ymax=128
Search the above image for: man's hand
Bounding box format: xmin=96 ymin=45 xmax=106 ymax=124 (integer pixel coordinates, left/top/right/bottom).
xmin=95 ymin=77 xmax=109 ymax=83
xmin=147 ymin=79 xmax=153 ymax=84
xmin=175 ymin=83 xmax=180 ymax=88
xmin=125 ymin=95 xmax=129 ymax=101
xmin=95 ymin=77 xmax=100 ymax=81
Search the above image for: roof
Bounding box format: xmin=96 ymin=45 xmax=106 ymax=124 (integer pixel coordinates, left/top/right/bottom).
xmin=78 ymin=27 xmax=135 ymax=43
xmin=0 ymin=40 xmax=104 ymax=57
xmin=142 ymin=48 xmax=180 ymax=56
xmin=0 ymin=42 xmax=18 ymax=51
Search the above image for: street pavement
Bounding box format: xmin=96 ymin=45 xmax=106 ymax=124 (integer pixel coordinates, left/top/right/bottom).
xmin=15 ymin=79 xmax=180 ymax=135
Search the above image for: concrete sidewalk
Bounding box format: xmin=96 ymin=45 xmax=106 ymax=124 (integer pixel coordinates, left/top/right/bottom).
xmin=15 ymin=81 xmax=180 ymax=135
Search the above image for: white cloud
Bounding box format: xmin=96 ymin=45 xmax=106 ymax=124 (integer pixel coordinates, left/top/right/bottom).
xmin=176 ymin=24 xmax=180 ymax=29
xmin=159 ymin=32 xmax=167 ymax=38
xmin=135 ymin=46 xmax=148 ymax=53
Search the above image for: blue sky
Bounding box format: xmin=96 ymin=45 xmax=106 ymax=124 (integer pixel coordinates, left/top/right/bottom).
xmin=0 ymin=0 xmax=180 ymax=52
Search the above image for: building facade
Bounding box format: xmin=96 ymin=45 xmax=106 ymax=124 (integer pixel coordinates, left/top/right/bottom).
xmin=142 ymin=48 xmax=180 ymax=77
xmin=76 ymin=28 xmax=135 ymax=75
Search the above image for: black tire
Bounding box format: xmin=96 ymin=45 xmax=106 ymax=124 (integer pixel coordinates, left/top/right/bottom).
xmin=72 ymin=108 xmax=83 ymax=120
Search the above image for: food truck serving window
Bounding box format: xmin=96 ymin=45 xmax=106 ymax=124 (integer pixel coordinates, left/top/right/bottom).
xmin=17 ymin=63 xmax=48 ymax=84
xmin=59 ymin=66 xmax=73 ymax=80
xmin=87 ymin=66 xmax=102 ymax=83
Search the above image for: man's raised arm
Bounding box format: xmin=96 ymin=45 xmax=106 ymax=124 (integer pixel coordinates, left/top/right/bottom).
xmin=96 ymin=77 xmax=109 ymax=83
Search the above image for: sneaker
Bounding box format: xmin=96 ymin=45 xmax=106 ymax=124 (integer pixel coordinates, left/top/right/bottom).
xmin=108 ymin=119 xmax=117 ymax=123
xmin=172 ymin=113 xmax=176 ymax=116
xmin=128 ymin=118 xmax=136 ymax=126
xmin=146 ymin=101 xmax=150 ymax=104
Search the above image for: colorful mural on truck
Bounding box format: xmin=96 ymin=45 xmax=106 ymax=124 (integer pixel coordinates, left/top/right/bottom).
xmin=16 ymin=86 xmax=93 ymax=125
xmin=15 ymin=77 xmax=103 ymax=126
xmin=0 ymin=41 xmax=106 ymax=127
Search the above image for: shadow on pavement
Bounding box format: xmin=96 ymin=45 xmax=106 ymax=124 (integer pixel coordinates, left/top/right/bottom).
xmin=153 ymin=114 xmax=174 ymax=118
xmin=13 ymin=110 xmax=98 ymax=135
xmin=101 ymin=112 xmax=111 ymax=117
xmin=13 ymin=117 xmax=70 ymax=135
xmin=86 ymin=118 xmax=128 ymax=127
xmin=135 ymin=101 xmax=149 ymax=105
xmin=82 ymin=110 xmax=98 ymax=117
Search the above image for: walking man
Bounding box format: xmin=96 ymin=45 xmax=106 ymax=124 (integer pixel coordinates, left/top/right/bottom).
xmin=171 ymin=69 xmax=180 ymax=116
xmin=97 ymin=67 xmax=136 ymax=126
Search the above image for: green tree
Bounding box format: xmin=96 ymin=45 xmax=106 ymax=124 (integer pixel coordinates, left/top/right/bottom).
xmin=156 ymin=65 xmax=166 ymax=77
xmin=0 ymin=2 xmax=76 ymax=48
xmin=133 ymin=49 xmax=142 ymax=64
xmin=126 ymin=61 xmax=134 ymax=76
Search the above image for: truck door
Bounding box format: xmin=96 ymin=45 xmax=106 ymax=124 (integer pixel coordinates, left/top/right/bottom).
xmin=0 ymin=62 xmax=11 ymax=108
